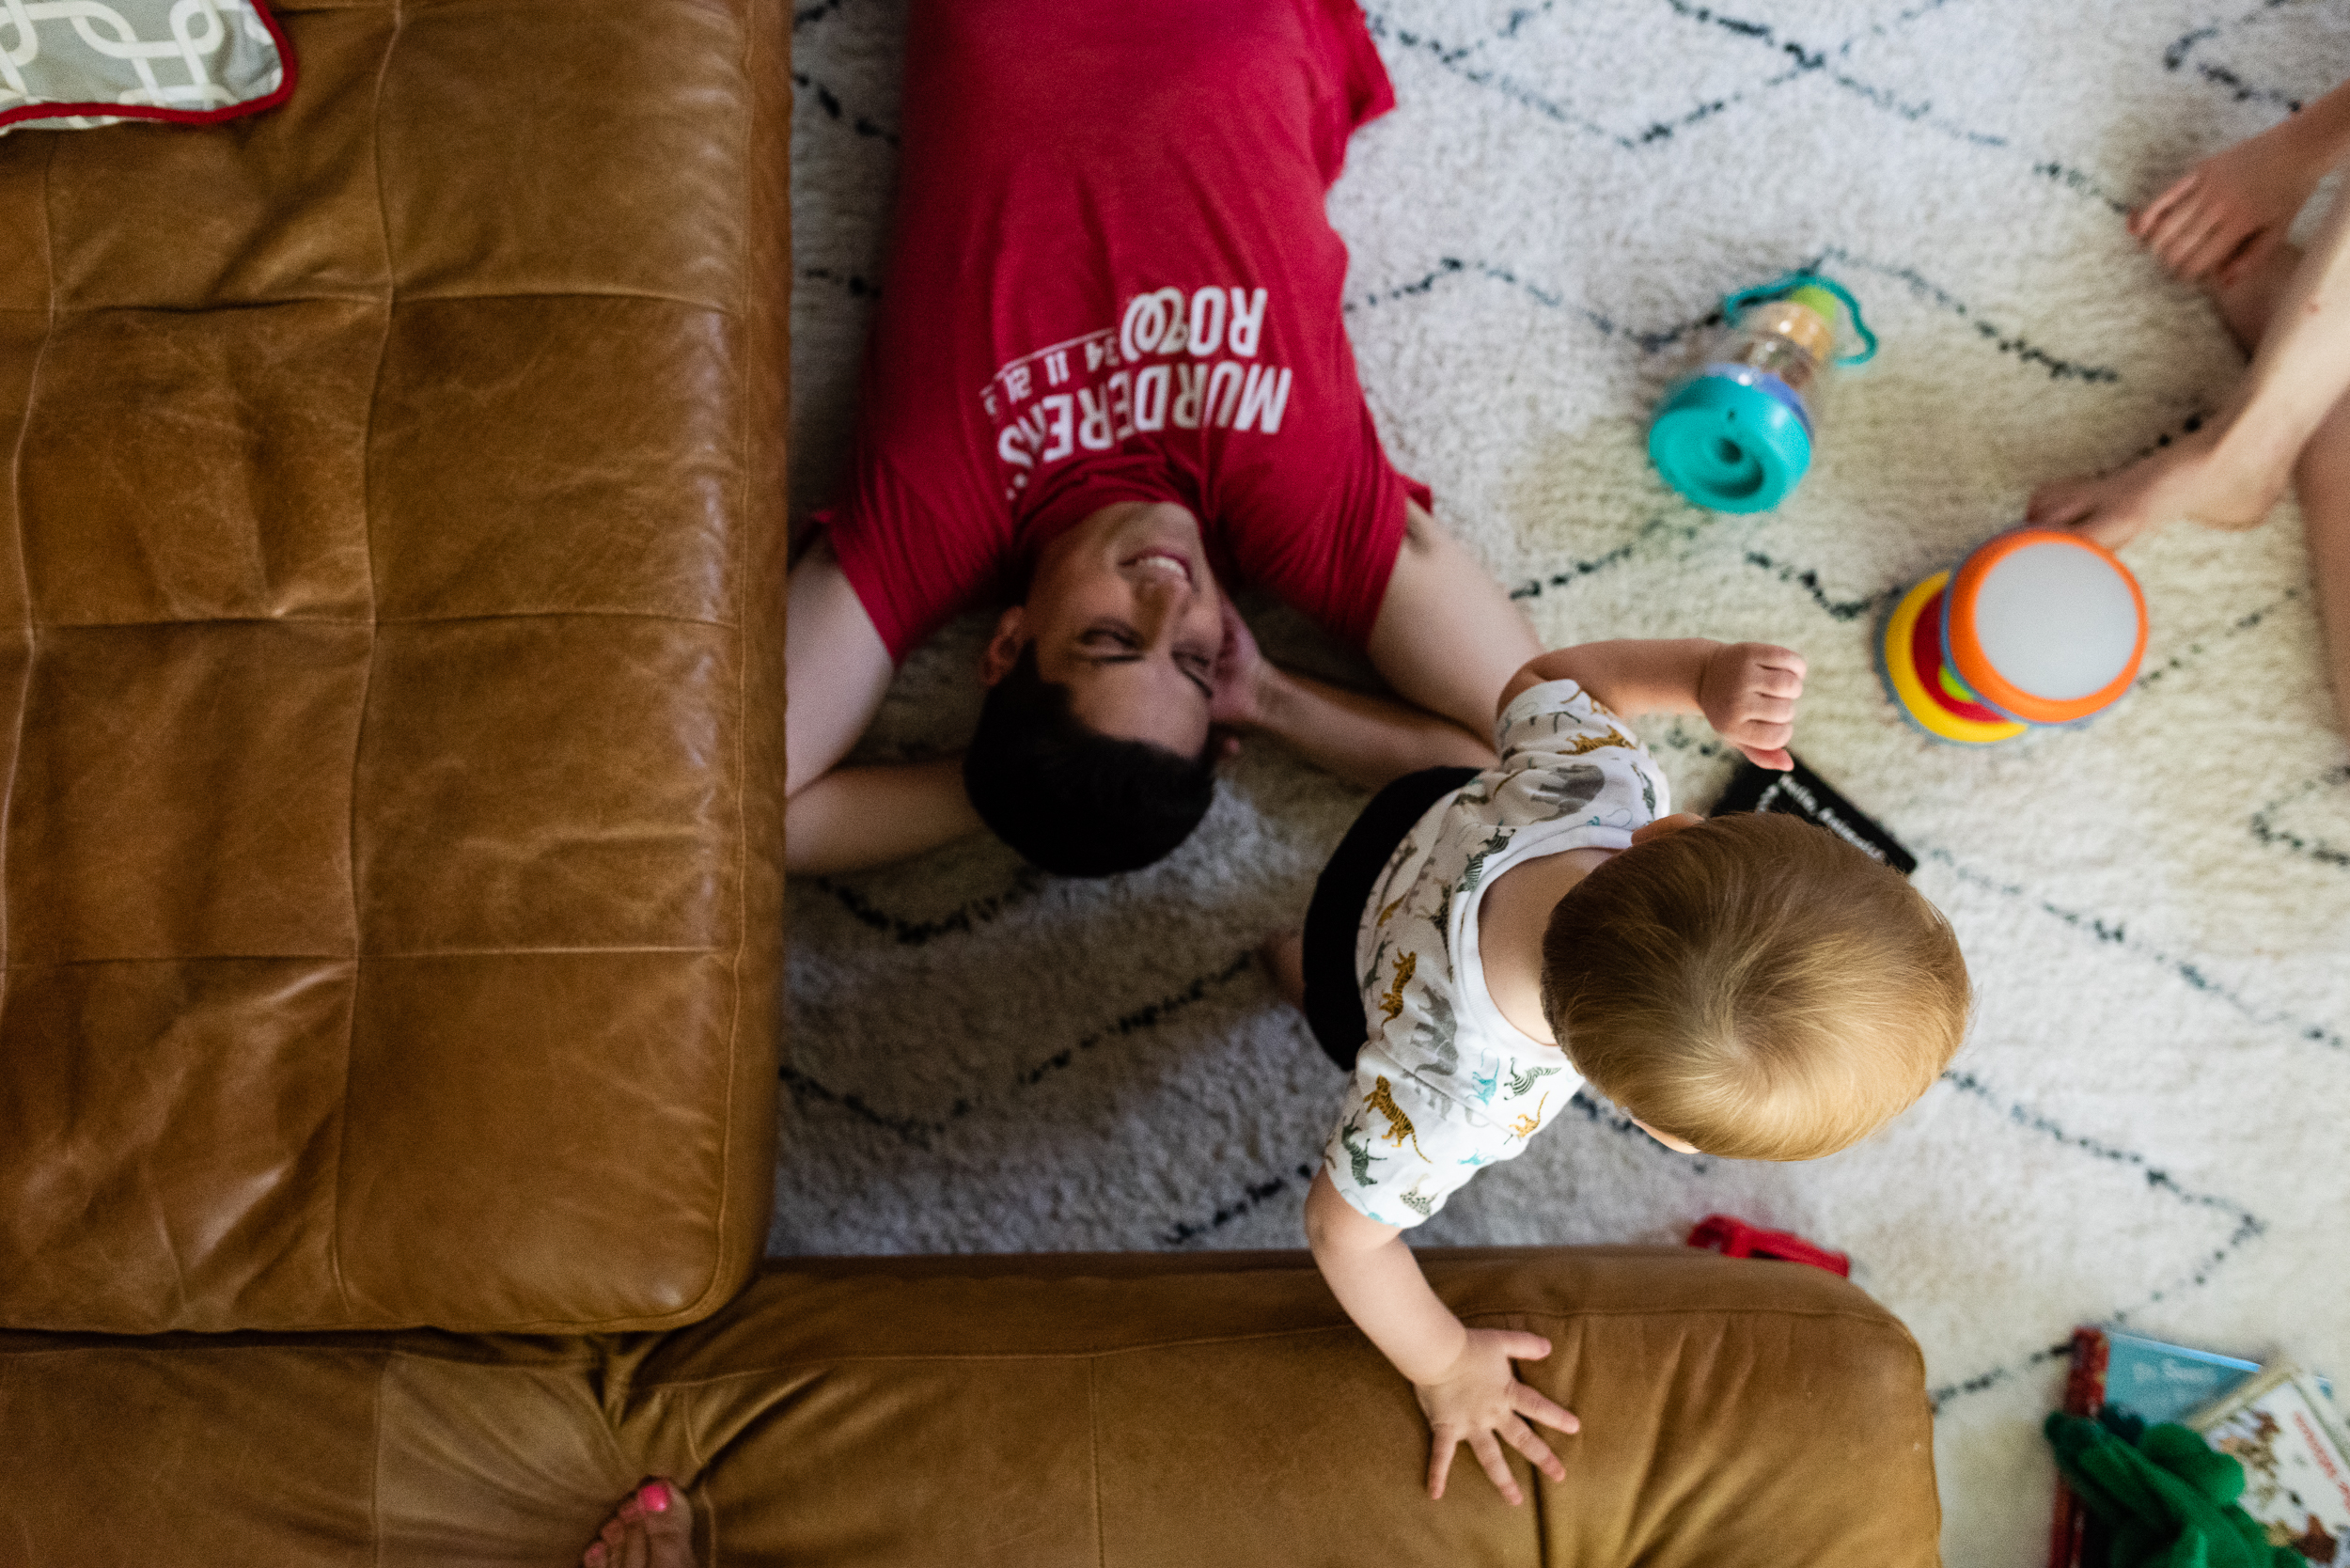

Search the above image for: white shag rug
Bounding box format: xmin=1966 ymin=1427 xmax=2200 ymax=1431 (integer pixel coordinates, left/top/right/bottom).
xmin=781 ymin=4 xmax=2350 ymax=1560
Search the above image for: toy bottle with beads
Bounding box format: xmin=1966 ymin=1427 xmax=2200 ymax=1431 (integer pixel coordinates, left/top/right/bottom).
xmin=1649 ymin=272 xmax=1876 ymax=513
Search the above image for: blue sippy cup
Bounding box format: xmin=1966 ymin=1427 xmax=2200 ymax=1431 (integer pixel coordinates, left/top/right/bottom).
xmin=1648 ymin=273 xmax=1876 ymax=513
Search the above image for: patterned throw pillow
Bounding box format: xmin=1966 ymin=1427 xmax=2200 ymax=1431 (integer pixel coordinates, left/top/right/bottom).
xmin=1 ymin=0 xmax=292 ymax=135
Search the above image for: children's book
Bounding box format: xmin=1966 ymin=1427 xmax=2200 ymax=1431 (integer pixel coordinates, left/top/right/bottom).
xmin=2188 ymin=1363 xmax=2350 ymax=1565
xmin=1710 ymin=754 xmax=1917 ymax=875
xmin=2046 ymin=1327 xmax=2271 ymax=1568
xmin=2103 ymin=1329 xmax=2262 ymax=1425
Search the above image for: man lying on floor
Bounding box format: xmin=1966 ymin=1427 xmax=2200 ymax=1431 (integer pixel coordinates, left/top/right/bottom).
xmin=785 ymin=0 xmax=1543 ymax=878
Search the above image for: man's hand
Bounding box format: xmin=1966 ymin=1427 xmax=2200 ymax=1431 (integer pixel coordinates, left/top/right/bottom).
xmin=1414 ymin=1328 xmax=1580 ymax=1504
xmin=1207 ymin=597 xmax=1269 ymax=758
xmin=1698 ymin=642 xmax=1805 ymax=771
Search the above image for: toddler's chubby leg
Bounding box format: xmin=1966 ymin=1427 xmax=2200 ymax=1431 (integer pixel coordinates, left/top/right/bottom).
xmin=582 ymin=1480 xmax=696 ymax=1568
xmin=2029 ymin=92 xmax=2350 ymax=550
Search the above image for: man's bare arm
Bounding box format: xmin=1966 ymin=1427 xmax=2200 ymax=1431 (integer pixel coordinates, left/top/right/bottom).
xmin=1240 ymin=664 xmax=1495 ymax=789
xmin=1217 ymin=503 xmax=1543 ymax=789
xmin=785 ymin=538 xmax=986 ymax=871
xmin=785 ymin=759 xmax=985 ymax=875
xmin=1365 ymin=501 xmax=1546 ymax=736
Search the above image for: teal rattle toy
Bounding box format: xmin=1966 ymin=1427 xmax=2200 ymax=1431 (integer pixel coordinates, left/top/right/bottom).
xmin=1649 ymin=271 xmax=1877 ymax=513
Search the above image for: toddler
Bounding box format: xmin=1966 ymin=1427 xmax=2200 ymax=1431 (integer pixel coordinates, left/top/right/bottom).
xmin=1270 ymin=636 xmax=1971 ymax=1505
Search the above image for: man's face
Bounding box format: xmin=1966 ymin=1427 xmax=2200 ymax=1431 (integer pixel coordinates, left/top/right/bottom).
xmin=982 ymin=503 xmax=1225 ymax=757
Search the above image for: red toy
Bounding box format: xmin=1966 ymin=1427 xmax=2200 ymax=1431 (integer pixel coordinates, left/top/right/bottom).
xmin=1685 ymin=1214 xmax=1851 ymax=1277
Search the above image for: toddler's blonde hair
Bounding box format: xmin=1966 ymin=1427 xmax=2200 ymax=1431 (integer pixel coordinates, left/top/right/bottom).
xmin=1540 ymin=811 xmax=1969 ymax=1160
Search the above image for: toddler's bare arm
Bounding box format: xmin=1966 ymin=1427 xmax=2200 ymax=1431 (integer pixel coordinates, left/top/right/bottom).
xmin=1498 ymin=638 xmax=1806 ymax=769
xmin=1304 ymin=1168 xmax=1576 ymax=1504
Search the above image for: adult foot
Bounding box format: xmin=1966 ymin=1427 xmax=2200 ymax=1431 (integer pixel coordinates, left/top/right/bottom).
xmin=2025 ymin=425 xmax=2286 ymax=550
xmin=1260 ymin=931 xmax=1306 ymax=1011
xmin=582 ymin=1479 xmax=695 ymax=1568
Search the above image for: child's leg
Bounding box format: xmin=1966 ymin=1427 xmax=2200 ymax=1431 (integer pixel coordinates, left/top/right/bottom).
xmin=2029 ymin=166 xmax=2350 ymax=548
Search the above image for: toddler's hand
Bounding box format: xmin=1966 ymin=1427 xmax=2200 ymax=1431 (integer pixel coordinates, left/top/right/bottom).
xmin=1413 ymin=1327 xmax=1579 ymax=1504
xmin=1699 ymin=642 xmax=1805 ymax=771
xmin=2133 ymin=126 xmax=2327 ymax=288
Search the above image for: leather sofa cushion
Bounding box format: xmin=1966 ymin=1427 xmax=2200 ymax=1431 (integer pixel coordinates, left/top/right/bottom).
xmin=0 ymin=1248 xmax=1942 ymax=1564
xmin=0 ymin=0 xmax=790 ymax=1334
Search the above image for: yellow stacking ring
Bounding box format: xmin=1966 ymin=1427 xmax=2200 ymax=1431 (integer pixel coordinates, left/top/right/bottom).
xmin=1880 ymin=572 xmax=2029 ymax=745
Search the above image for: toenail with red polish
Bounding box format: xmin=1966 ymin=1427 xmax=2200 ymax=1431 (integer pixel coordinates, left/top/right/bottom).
xmin=640 ymin=1481 xmax=670 ymax=1513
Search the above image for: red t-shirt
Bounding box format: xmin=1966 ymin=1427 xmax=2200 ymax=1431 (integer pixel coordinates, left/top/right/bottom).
xmin=822 ymin=0 xmax=1430 ymax=664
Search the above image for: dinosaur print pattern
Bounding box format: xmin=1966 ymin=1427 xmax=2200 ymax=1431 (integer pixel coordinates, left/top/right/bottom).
xmin=1378 ymin=950 xmax=1417 ymax=1022
xmin=1507 ymin=1063 xmax=1561 ymax=1097
xmin=1553 ymin=728 xmax=1640 ymax=757
xmin=1509 ymin=1094 xmax=1548 ymax=1139
xmin=1364 ymin=1075 xmax=1428 ymax=1160
xmin=1320 ymin=678 xmax=1668 ymax=1229
xmin=1458 ymin=824 xmax=1514 ymax=894
xmin=1409 ymin=989 xmax=1458 ymax=1074
xmin=1523 ymin=765 xmax=1606 ymax=817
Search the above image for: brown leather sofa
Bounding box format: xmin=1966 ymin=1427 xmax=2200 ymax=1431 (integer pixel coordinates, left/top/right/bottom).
xmin=0 ymin=1248 xmax=1941 ymax=1564
xmin=0 ymin=6 xmax=1947 ymax=1560
xmin=0 ymin=0 xmax=790 ymax=1335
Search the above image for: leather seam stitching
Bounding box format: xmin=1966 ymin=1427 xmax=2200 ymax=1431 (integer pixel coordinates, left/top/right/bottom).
xmin=693 ymin=0 xmax=767 ymax=1325
xmin=331 ymin=0 xmax=405 ymax=1325
xmin=1089 ymin=1355 xmax=1105 ymax=1567
xmin=18 ymin=610 xmax=744 ymax=632
xmin=0 ymin=137 xmax=59 ymax=983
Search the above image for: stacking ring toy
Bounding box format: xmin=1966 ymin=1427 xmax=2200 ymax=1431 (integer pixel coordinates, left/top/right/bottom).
xmin=1879 ymin=528 xmax=2148 ymax=745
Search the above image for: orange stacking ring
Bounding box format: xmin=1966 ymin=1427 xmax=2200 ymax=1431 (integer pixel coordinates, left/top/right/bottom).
xmin=1944 ymin=529 xmax=2147 ymax=726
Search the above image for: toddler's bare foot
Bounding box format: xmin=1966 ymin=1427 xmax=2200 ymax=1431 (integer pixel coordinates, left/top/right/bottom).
xmin=583 ymin=1479 xmax=695 ymax=1568
xmin=1260 ymin=931 xmax=1306 ymax=1011
xmin=2025 ymin=424 xmax=2287 ymax=550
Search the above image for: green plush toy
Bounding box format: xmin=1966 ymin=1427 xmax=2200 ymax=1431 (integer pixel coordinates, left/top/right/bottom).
xmin=2044 ymin=1411 xmax=2304 ymax=1568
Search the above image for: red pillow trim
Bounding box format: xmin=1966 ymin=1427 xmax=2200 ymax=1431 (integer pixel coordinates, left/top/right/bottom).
xmin=0 ymin=0 xmax=298 ymax=132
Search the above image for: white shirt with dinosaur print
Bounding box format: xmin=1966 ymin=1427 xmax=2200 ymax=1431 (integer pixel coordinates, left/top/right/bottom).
xmin=1320 ymin=678 xmax=1669 ymax=1228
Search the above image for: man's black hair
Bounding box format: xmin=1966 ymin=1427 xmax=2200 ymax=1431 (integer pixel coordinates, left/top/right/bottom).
xmin=963 ymin=644 xmax=1217 ymax=877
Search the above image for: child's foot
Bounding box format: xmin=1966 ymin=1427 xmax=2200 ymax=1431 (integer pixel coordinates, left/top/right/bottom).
xmin=2025 ymin=423 xmax=2287 ymax=549
xmin=1260 ymin=931 xmax=1306 ymax=1011
xmin=582 ymin=1480 xmax=695 ymax=1568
